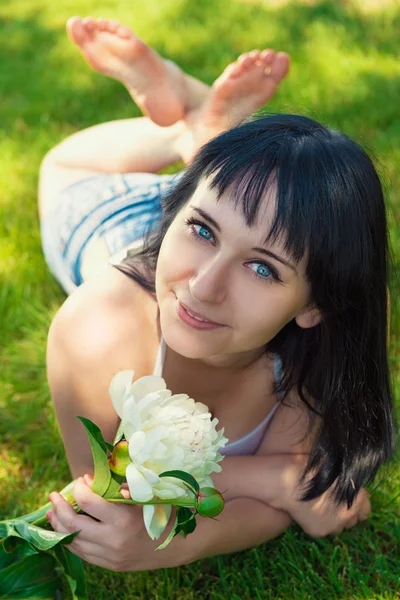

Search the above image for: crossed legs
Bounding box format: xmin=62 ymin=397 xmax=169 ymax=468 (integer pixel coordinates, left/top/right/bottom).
xmin=38 ymin=17 xmax=290 ymax=280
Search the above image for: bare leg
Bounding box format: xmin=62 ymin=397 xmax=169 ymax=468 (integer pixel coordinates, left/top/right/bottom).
xmin=39 ymin=43 xmax=289 ymax=218
xmin=38 ymin=118 xmax=186 ymax=219
xmin=66 ymin=16 xmax=290 ymax=133
xmin=39 ymin=23 xmax=290 ymax=279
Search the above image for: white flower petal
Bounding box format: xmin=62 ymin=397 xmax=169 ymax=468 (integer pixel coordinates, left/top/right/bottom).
xmin=126 ymin=463 xmax=154 ymax=502
xmin=122 ymin=396 xmax=142 ymax=439
xmin=193 ymin=401 xmax=209 ymax=414
xmin=108 ymin=370 xmax=135 ymax=418
xmin=128 ymin=431 xmax=147 ymax=461
xmin=141 ymin=467 xmax=161 ymax=485
xmin=143 ymin=504 xmax=172 ymax=540
xmin=136 ymin=390 xmax=171 ymax=420
xmin=130 ymin=375 xmax=167 ymax=399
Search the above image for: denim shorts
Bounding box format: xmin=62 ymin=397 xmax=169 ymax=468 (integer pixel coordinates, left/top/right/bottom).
xmin=40 ymin=172 xmax=182 ymax=295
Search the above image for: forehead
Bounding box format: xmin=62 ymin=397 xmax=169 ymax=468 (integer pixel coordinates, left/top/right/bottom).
xmin=189 ymin=176 xmax=278 ymax=240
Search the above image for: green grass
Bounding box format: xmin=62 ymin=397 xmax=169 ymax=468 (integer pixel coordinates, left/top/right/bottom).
xmin=1 ymin=0 xmax=399 ymax=597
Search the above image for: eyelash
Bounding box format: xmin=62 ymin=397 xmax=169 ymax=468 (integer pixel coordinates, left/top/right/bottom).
xmin=184 ymin=217 xmax=281 ymax=284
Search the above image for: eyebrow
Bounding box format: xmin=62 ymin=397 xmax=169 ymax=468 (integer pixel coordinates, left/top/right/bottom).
xmin=190 ymin=205 xmax=298 ymax=274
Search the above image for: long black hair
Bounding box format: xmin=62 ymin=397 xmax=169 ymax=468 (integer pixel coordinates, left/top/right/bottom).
xmin=114 ymin=114 xmax=396 ymax=507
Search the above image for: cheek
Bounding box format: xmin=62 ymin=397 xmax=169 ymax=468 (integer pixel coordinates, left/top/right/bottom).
xmin=237 ymin=287 xmax=304 ymax=340
xmin=157 ymin=229 xmax=197 ymax=284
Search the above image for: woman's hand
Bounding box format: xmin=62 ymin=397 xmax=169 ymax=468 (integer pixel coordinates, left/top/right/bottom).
xmin=47 ymin=476 xmax=179 ymax=572
xmin=271 ymin=455 xmax=371 ymax=537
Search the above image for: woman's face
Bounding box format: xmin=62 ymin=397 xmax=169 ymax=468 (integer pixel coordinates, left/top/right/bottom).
xmin=155 ymin=177 xmax=314 ymax=366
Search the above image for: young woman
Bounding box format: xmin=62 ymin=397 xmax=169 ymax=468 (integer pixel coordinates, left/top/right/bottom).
xmin=39 ymin=17 xmax=396 ymax=572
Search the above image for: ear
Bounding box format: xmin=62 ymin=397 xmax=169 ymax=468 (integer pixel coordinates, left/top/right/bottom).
xmin=295 ymin=304 xmax=322 ymax=329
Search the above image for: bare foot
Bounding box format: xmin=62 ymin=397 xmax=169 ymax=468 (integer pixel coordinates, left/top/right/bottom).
xmin=66 ymin=16 xmax=189 ymax=126
xmin=185 ymin=49 xmax=290 ymax=150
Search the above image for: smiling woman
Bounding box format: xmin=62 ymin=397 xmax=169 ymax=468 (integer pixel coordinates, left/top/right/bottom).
xmin=38 ymin=15 xmax=395 ymax=575
xmin=115 ymin=113 xmax=394 ymax=503
xmin=153 ymin=174 xmax=315 ymax=368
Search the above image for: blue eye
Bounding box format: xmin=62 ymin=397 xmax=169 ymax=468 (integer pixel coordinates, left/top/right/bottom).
xmin=184 ymin=216 xmax=280 ymax=284
xmin=253 ymin=263 xmax=272 ymax=278
xmin=198 ymin=225 xmax=213 ymax=241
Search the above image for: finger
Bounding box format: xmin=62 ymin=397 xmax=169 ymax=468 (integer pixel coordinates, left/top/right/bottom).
xmin=48 ymin=505 xmax=122 ymax=563
xmin=353 ymin=489 xmax=371 ymax=520
xmin=73 ymin=477 xmax=143 ymax=526
xmin=359 ymin=496 xmax=371 ymax=521
xmin=49 ymin=491 xmax=108 ymax=543
xmin=72 ymin=477 xmax=131 ymax=523
xmin=47 ymin=509 xmax=70 ymax=535
xmin=120 ymin=487 xmax=131 ymax=500
xmin=344 ymin=515 xmax=358 ymax=530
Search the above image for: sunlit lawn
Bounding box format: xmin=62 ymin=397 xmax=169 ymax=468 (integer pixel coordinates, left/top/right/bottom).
xmin=1 ymin=0 xmax=399 ymax=598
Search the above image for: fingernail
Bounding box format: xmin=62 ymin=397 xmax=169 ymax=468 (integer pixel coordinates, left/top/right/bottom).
xmin=46 ymin=510 xmax=53 ymax=521
xmin=84 ymin=474 xmax=94 ymax=486
xmin=48 ymin=493 xmax=56 ymax=504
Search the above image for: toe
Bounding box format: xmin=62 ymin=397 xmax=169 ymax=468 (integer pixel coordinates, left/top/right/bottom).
xmin=116 ymin=24 xmax=133 ymax=39
xmin=82 ymin=17 xmax=95 ymax=33
xmin=270 ymin=52 xmax=290 ymax=82
xmin=96 ymin=18 xmax=108 ymax=31
xmin=260 ymin=49 xmax=275 ymax=65
xmin=238 ymin=53 xmax=254 ymax=71
xmin=106 ymin=19 xmax=120 ymax=33
xmin=226 ymin=62 xmax=242 ymax=79
xmin=249 ymin=49 xmax=261 ymax=62
xmin=66 ymin=17 xmax=86 ymax=44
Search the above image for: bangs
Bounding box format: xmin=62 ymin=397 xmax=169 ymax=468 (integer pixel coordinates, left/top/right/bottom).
xmin=181 ymin=113 xmax=375 ymax=292
xmin=201 ymin=136 xmax=313 ymax=265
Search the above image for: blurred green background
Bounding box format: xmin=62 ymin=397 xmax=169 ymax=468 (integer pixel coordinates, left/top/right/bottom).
xmin=0 ymin=0 xmax=399 ymax=598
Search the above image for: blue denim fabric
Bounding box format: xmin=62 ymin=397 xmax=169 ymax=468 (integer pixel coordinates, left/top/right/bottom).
xmin=40 ymin=172 xmax=181 ymax=294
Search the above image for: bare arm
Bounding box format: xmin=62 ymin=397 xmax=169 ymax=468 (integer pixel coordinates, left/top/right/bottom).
xmin=46 ymin=269 xmax=155 ymax=478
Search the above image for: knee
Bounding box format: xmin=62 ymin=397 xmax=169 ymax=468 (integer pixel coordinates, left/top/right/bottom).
xmin=40 ymin=147 xmax=60 ymax=173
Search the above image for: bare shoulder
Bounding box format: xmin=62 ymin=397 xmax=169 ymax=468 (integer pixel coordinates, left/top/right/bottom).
xmin=50 ymin=266 xmax=158 ymax=370
xmin=256 ymin=389 xmax=319 ymax=456
xmin=47 ymin=266 xmax=159 ymax=475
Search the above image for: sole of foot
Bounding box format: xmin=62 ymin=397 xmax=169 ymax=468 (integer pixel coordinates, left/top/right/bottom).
xmin=178 ymin=49 xmax=290 ymax=161
xmin=66 ymin=16 xmax=188 ymax=126
xmin=204 ymin=49 xmax=290 ymax=132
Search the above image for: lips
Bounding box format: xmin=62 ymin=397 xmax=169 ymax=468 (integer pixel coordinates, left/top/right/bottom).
xmin=178 ymin=300 xmax=222 ymax=326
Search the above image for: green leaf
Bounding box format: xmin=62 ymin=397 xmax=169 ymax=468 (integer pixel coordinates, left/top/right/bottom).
xmin=13 ymin=521 xmax=79 ymax=552
xmin=76 ymin=416 xmax=109 ymax=454
xmin=154 ymin=507 xmax=197 ymax=551
xmin=159 ymin=470 xmax=199 ymax=494
xmin=175 ymin=507 xmax=197 ymax=538
xmin=155 ymin=515 xmax=179 ymax=551
xmin=1 ymin=520 xmax=79 ymax=555
xmin=8 ymin=501 xmax=53 ymax=525
xmin=112 ymin=420 xmax=125 ymax=445
xmin=0 ymin=539 xmax=37 ymax=571
xmin=53 ymin=544 xmax=88 ymax=600
xmin=0 ymin=553 xmax=62 ymax=598
xmin=102 ymin=474 xmax=124 ymax=500
xmin=105 ymin=441 xmax=114 ymax=453
xmin=77 ymin=416 xmax=111 ymax=497
xmin=0 ymin=521 xmax=16 ymax=538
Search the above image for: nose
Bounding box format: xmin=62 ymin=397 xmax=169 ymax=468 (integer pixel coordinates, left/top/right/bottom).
xmin=189 ymin=256 xmax=228 ymax=304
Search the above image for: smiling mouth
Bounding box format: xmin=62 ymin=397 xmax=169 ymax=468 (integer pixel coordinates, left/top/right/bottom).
xmin=179 ymin=301 xmax=221 ymax=325
xmin=176 ymin=298 xmax=225 ymax=329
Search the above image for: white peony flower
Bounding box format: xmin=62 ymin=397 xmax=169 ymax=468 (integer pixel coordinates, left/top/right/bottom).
xmin=109 ymin=370 xmax=228 ymax=539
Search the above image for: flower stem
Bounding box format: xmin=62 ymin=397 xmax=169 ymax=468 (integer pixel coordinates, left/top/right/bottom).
xmin=5 ymin=481 xmax=77 ymax=527
xmin=108 ymin=498 xmax=197 ymax=507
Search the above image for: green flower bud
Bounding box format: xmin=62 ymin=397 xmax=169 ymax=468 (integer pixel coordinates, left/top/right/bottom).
xmin=196 ymin=487 xmax=225 ymax=518
xmin=108 ymin=440 xmax=130 ymax=477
